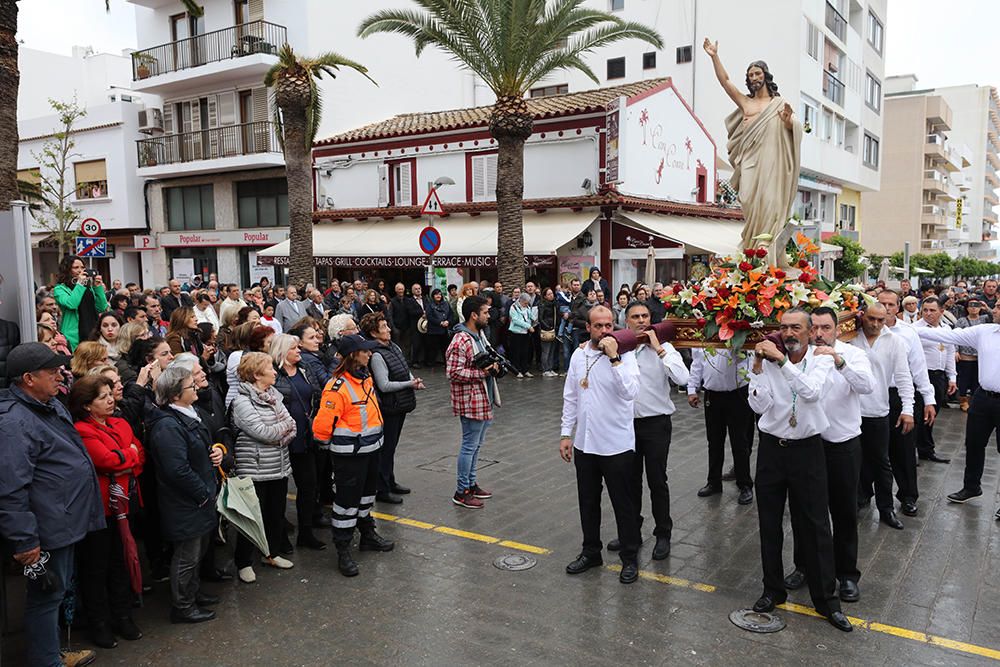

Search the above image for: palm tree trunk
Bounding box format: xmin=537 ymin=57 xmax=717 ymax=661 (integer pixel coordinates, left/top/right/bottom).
xmin=495 ymin=135 xmax=526 ymax=288
xmin=282 ymin=107 xmax=314 ymax=288
xmin=0 ymin=0 xmax=19 ymax=211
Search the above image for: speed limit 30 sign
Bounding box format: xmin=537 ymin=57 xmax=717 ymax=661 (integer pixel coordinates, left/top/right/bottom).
xmin=80 ymin=218 xmax=102 ymax=237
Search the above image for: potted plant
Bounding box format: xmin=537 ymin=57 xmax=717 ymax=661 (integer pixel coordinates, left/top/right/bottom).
xmin=134 ymin=52 xmax=158 ymax=79
xmin=140 ymin=142 xmax=158 ymax=167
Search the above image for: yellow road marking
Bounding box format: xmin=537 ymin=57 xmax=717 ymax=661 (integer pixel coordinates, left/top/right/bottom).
xmin=605 ymin=564 xmax=716 ymax=592
xmin=305 ymin=505 xmax=1000 ymax=660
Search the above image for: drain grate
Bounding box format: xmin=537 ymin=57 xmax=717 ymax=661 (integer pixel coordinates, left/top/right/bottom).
xmin=417 ymin=454 xmax=499 ymax=473
xmin=493 ymin=554 xmax=537 ymax=571
xmin=729 ymin=609 xmax=786 ymax=633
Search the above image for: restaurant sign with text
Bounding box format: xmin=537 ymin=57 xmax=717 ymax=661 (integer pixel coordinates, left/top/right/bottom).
xmin=258 ymin=255 xmax=557 ymax=269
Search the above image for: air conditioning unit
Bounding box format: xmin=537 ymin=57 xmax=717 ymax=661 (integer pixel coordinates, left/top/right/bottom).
xmin=138 ymin=108 xmax=163 ymax=134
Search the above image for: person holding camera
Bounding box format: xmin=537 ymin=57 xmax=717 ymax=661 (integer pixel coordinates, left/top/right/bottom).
xmin=54 ymin=255 xmax=109 ymax=351
xmin=446 ymin=296 xmax=501 ymax=509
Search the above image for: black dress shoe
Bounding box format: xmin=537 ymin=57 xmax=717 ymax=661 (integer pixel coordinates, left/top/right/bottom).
xmin=606 ymin=538 xmax=622 ymax=552
xmin=752 ymin=594 xmax=784 ymax=613
xmin=196 ymin=592 xmax=220 ymax=606
xmin=918 ymin=453 xmax=951 ymax=463
xmin=697 ymin=483 xmax=723 ymax=498
xmin=652 ymin=537 xmax=670 ymax=560
xmin=111 ymin=616 xmax=142 ymax=641
xmin=783 ymin=569 xmax=806 ymax=590
xmin=170 ymin=607 xmax=216 ymax=624
xmin=879 ymin=511 xmax=904 ymax=530
xmin=297 ymin=533 xmax=328 ymax=551
xmin=565 ymin=553 xmax=603 ymax=574
xmin=619 ymin=561 xmax=639 ymax=584
xmin=839 ymin=579 xmax=860 ymax=603
xmin=827 ymin=610 xmax=853 ymax=632
xmin=721 ymin=466 xmax=737 ymax=482
xmin=89 ymin=621 xmax=118 ymax=649
xmin=947 ymin=487 xmax=983 ymax=503
xmin=376 ymin=492 xmax=403 ymax=504
xmin=995 ymin=506 xmax=1000 ymax=521
xmin=738 ymin=487 xmax=754 ymax=505
xmin=901 ymin=501 xmax=918 ymax=517
xmin=201 ymin=568 xmax=234 ymax=583
xmin=390 ymin=483 xmax=411 ymax=495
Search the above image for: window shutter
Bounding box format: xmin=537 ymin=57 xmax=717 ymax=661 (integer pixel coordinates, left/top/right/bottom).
xmin=485 ymin=154 xmax=497 ymax=199
xmin=473 ymin=154 xmax=497 ymax=202
xmin=217 ymin=92 xmax=236 ymax=125
xmin=249 ymin=0 xmax=264 ymax=21
xmin=251 ymin=87 xmax=270 ymax=151
xmin=398 ymin=162 xmax=412 ymax=205
xmin=163 ymin=103 xmax=174 ymax=133
xmin=378 ymin=164 xmax=389 ymax=206
xmin=74 ymin=160 xmax=107 ymax=183
xmin=190 ymin=101 xmax=203 ymax=159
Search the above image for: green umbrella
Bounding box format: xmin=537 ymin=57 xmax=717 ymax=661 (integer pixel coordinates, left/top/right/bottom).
xmin=216 ymin=474 xmax=270 ymax=556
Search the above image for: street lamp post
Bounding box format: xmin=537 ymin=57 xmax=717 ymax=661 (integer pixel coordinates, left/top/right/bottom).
xmin=425 ymin=176 xmax=455 ymax=290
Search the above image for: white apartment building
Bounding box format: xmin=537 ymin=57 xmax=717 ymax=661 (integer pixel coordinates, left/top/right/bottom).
xmin=17 ymin=46 xmax=161 ymax=287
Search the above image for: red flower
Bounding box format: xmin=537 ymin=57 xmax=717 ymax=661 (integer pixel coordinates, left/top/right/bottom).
xmin=723 ymin=306 xmax=735 ymax=319
xmin=696 ymin=317 xmax=707 ymax=327
xmin=718 ymin=287 xmax=731 ymax=299
xmin=800 ymin=272 xmax=815 ymax=284
xmin=755 ymin=248 xmax=768 ymax=258
xmin=692 ymin=284 xmax=701 ymax=293
xmin=797 ymin=259 xmax=809 ymax=269
xmin=744 ymin=249 xmax=756 ymax=258
xmin=774 ymin=270 xmax=786 ymax=279
xmin=738 ymin=261 xmax=753 ymax=272
xmin=672 ymin=283 xmax=683 ymax=294
xmin=663 ymin=301 xmax=674 ymax=309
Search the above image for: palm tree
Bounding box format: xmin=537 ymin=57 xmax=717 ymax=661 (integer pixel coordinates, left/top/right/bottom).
xmin=359 ymin=0 xmax=662 ymax=288
xmin=0 ymin=0 xmax=202 ymax=212
xmin=265 ymin=44 xmax=374 ymax=287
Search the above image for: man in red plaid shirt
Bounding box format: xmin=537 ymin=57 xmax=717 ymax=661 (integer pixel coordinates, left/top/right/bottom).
xmin=446 ymin=295 xmax=502 ymax=509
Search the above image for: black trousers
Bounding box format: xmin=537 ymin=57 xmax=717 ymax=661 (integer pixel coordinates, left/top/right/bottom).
xmin=378 ymin=412 xmax=407 ymax=494
xmin=704 ymin=387 xmax=754 ymax=489
xmin=859 ymin=414 xmax=895 ymax=512
xmin=77 ymin=518 xmax=133 ymax=625
xmin=957 ymin=359 xmax=979 ymax=398
xmin=573 ymin=448 xmax=640 ymax=563
xmin=888 ymin=389 xmax=919 ymax=503
xmin=632 ymin=415 xmax=673 ymax=539
xmin=170 ymin=530 xmax=211 ymax=612
xmin=962 ymin=390 xmax=1000 ymax=492
xmin=917 ymin=370 xmax=948 ymax=457
xmin=793 ymin=437 xmax=861 ymax=583
xmin=290 ymin=449 xmax=322 ymax=534
xmin=507 ymin=332 xmax=531 ymax=374
xmin=756 ymin=433 xmax=840 ymax=615
xmin=331 ymin=452 xmax=379 ymax=544
xmin=410 ymin=329 xmax=427 ymax=365
xmin=138 ymin=466 xmax=169 ymax=573
xmin=235 ymin=477 xmax=289 ymax=566
xmin=425 ymin=334 xmax=448 ymax=365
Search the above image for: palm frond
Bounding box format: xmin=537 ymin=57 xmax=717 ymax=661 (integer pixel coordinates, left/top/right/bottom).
xmin=308 ymin=51 xmax=378 ymax=87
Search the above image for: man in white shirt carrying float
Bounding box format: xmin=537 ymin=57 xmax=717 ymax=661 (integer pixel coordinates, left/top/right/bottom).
xmin=913 ymin=296 xmax=957 ymax=459
xmin=783 ymin=307 xmax=875 ymax=604
xmin=913 ymin=299 xmax=1000 ymax=508
xmin=560 ymin=306 xmax=642 ymax=584
xmin=747 ymin=308 xmax=852 ymax=632
xmin=605 ymin=301 xmax=689 ymax=561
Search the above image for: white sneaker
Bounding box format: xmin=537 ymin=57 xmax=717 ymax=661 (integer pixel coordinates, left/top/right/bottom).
xmin=238 ymin=567 xmax=256 ymax=583
xmin=263 ymin=556 xmax=294 ymax=569
xmin=524 ymin=372 xmax=534 ymax=378
xmin=516 ymin=373 xmax=524 ymax=379
xmin=546 ymin=370 xmax=558 ymax=377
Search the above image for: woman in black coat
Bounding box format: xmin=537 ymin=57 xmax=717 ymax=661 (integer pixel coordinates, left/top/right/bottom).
xmin=424 ymin=289 xmax=456 ymax=366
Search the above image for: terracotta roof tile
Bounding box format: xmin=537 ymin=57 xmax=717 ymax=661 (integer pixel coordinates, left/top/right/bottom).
xmin=315 ymin=78 xmax=669 ymax=146
xmin=312 ymin=191 xmax=742 ymax=222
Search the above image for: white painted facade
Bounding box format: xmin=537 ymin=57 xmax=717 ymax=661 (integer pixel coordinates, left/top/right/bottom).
xmin=16 ymin=46 xmax=161 ymax=287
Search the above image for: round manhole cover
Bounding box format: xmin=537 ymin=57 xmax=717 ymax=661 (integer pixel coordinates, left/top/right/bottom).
xmin=493 ymin=554 xmax=537 ymax=571
xmin=729 ymin=609 xmax=786 ymax=633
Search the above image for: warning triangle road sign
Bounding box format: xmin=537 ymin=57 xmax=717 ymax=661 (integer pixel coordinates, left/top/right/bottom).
xmin=420 ymin=188 xmax=446 ymax=216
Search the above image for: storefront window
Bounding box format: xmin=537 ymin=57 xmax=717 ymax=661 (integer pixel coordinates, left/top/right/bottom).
xmin=237 ymin=178 xmax=288 ymax=228
xmin=167 ymin=247 xmax=217 ymax=283
xmin=238 ymin=246 xmax=286 ymax=289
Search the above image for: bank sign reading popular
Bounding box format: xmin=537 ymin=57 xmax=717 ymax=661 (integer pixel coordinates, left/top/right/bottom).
xmin=607 ymin=80 xmax=717 ymax=205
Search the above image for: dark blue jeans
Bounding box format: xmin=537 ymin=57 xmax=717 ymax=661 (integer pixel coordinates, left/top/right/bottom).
xmin=25 ymin=544 xmax=75 ymax=667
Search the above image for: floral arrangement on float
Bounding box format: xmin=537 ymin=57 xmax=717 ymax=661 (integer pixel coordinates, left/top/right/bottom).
xmin=659 ymin=233 xmax=867 ymax=350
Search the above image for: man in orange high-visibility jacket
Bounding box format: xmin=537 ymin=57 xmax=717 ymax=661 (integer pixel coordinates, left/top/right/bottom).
xmin=313 ymin=334 xmax=394 ymax=577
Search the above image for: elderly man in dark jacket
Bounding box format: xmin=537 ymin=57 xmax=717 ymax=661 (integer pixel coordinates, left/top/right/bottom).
xmin=0 ymin=343 xmax=105 ymax=667
xmin=147 ymin=365 xmax=223 ymax=624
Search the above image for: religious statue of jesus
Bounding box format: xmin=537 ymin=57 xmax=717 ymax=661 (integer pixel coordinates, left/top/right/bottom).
xmin=704 ymin=38 xmax=802 ymax=263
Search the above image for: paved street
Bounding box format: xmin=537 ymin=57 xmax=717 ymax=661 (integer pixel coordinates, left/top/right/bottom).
xmin=5 ymin=367 xmax=1000 ymax=666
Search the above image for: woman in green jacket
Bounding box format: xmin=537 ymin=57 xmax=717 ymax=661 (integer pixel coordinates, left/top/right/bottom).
xmin=53 ymin=255 xmax=108 ymax=350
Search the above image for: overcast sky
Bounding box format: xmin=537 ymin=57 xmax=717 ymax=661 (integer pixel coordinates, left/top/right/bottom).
xmin=15 ymin=0 xmax=999 ymax=91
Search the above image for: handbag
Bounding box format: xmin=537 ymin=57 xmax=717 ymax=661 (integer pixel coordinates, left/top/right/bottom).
xmin=540 ymin=329 xmax=556 ymax=342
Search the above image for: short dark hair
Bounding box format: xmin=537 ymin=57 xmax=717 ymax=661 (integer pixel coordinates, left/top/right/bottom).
xmin=921 ymin=296 xmax=941 ymax=309
xmin=624 ymin=300 xmax=650 ymax=317
xmin=811 ymin=306 xmax=838 ymax=325
xmin=462 ymin=295 xmax=488 ymax=321
xmin=877 ymin=289 xmax=900 ymax=304
xmin=143 ymin=294 xmax=159 ymax=306
xmin=68 ymin=374 xmax=115 ymax=422
xmin=358 ymin=312 xmax=385 ymax=338
xmin=247 ymin=325 xmax=275 ymax=352
xmin=124 ymin=305 xmax=146 ymax=321
xmin=125 ymin=282 xmax=138 ymax=290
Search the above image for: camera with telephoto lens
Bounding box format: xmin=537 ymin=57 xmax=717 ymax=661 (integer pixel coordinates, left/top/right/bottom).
xmin=472 ymin=349 xmax=516 ymax=379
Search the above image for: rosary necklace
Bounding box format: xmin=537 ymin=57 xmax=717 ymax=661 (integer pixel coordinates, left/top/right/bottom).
xmin=580 ymin=352 xmax=603 ymax=389
xmin=789 ymin=356 xmax=806 ymax=428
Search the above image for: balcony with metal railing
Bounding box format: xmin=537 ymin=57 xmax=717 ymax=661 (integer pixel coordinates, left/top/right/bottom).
xmin=822 ymin=70 xmax=845 ymax=106
xmin=131 ymin=21 xmax=286 ymax=94
xmin=825 ymin=2 xmax=847 ymax=42
xmin=136 ymin=121 xmax=283 ymax=178
xmin=921 ymin=203 xmax=950 ymax=229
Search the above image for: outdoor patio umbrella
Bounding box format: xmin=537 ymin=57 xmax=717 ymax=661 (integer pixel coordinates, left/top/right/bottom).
xmin=216 ymin=471 xmax=270 ymax=556
xmin=644 ymin=238 xmax=657 ymax=287
xmin=108 ymin=478 xmax=143 ymax=596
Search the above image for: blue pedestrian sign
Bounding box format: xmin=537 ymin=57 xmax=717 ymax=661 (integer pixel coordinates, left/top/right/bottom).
xmin=75 ymin=236 xmax=108 ymax=258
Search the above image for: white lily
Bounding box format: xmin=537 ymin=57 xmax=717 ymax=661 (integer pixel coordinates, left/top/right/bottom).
xmin=789 ymin=283 xmax=810 ymax=305
xmin=703 ymin=286 xmax=718 ymax=298
xmin=678 ymin=288 xmax=696 ymax=304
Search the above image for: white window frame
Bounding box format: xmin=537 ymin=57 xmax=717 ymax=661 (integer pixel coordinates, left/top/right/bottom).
xmin=867 ymin=10 xmax=884 ymax=54
xmin=865 ymin=71 xmax=882 ymax=113
xmin=803 ymin=19 xmax=819 ymax=61
xmin=863 ymin=132 xmax=880 ymax=169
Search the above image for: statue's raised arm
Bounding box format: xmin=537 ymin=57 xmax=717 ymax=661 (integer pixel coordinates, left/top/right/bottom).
xmin=703 ymin=38 xmax=803 ymax=264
